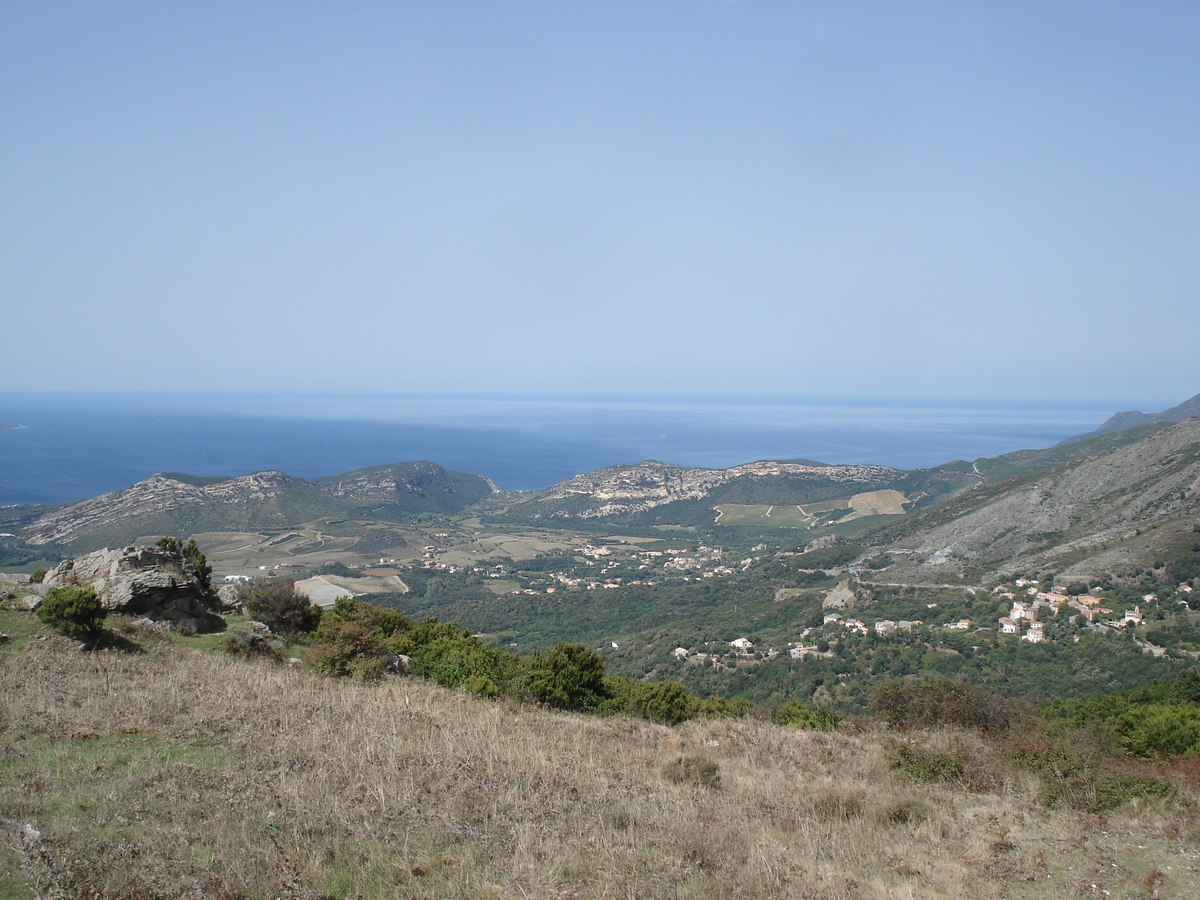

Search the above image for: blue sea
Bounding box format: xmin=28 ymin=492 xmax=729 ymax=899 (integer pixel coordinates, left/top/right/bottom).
xmin=0 ymin=392 xmax=1117 ymax=507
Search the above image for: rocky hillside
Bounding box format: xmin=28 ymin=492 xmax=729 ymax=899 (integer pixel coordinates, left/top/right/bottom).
xmin=1063 ymin=390 xmax=1200 ymax=442
xmin=495 ymin=458 xmax=981 ymax=526
xmin=20 ymin=462 xmax=495 ymax=551
xmin=312 ymin=461 xmax=496 ymax=516
xmin=880 ymin=417 xmax=1200 ymax=581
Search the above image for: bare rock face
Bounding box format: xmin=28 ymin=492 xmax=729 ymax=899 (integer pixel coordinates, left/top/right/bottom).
xmin=43 ymin=545 xmax=225 ymax=633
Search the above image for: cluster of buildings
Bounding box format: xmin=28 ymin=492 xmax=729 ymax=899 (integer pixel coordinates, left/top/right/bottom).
xmin=994 ymin=581 xmax=1161 ymax=643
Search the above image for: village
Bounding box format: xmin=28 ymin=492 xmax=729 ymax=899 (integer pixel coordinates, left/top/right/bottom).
xmin=664 ymin=575 xmax=1198 ymax=670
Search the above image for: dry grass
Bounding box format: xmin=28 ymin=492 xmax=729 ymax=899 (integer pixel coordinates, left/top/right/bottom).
xmin=3 ymin=618 xmax=1200 ymax=899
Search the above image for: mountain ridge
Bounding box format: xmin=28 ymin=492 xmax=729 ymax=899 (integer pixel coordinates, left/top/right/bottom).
xmin=20 ymin=461 xmax=496 ymax=549
xmin=1061 ymin=391 xmax=1200 ymax=442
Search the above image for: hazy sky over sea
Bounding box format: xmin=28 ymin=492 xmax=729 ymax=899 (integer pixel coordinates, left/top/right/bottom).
xmin=2 ymin=1 xmax=1197 ymax=407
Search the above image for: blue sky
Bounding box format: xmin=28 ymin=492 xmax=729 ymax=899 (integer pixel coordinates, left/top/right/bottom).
xmin=2 ymin=1 xmax=1197 ymax=407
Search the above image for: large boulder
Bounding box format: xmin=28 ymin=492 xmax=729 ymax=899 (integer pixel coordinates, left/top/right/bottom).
xmin=43 ymin=545 xmax=225 ymax=633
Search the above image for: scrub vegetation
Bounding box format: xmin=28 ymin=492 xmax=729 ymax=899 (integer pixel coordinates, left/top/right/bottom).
xmin=4 ymin=602 xmax=1200 ymax=900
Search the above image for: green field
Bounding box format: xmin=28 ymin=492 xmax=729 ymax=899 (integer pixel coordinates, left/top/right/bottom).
xmin=713 ymin=504 xmax=813 ymax=527
xmin=798 ymin=499 xmax=851 ymax=514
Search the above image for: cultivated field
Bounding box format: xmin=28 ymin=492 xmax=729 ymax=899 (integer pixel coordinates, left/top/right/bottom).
xmin=714 ymin=505 xmax=813 ymax=527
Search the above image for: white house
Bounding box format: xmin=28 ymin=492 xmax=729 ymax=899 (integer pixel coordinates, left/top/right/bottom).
xmin=730 ymin=637 xmax=753 ymax=650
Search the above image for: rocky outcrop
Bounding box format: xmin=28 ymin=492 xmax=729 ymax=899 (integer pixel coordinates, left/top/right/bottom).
xmin=43 ymin=545 xmax=225 ymax=632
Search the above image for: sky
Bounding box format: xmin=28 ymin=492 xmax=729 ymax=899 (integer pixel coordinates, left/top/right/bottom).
xmin=2 ymin=1 xmax=1198 ymax=408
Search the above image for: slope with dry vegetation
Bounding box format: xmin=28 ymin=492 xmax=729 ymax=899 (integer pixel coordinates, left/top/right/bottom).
xmin=3 ymin=610 xmax=1200 ymax=900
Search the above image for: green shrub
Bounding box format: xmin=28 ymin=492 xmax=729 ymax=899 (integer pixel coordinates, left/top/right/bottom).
xmin=695 ymin=695 xmax=754 ymax=719
xmin=462 ymin=674 xmax=499 ymax=699
xmin=37 ymin=586 xmax=106 ymax=641
xmin=1114 ymin=703 xmax=1200 ymax=757
xmin=630 ymin=681 xmax=695 ymax=725
xmin=1172 ymin=666 xmax=1200 ymax=703
xmin=406 ymin=632 xmax=517 ymax=693
xmin=525 ymin=643 xmax=608 ymax=711
xmin=774 ymin=700 xmax=839 ymax=730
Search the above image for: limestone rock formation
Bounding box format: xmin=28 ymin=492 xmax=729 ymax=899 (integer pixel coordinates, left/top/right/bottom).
xmin=43 ymin=544 xmax=225 ymax=632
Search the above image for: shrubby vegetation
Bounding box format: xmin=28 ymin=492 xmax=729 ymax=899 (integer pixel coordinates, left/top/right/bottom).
xmin=773 ymin=699 xmax=840 ymax=730
xmin=1046 ymin=667 xmax=1200 ymax=759
xmin=36 ymin=585 xmax=106 ymax=641
xmin=236 ymin=576 xmax=322 ymax=638
xmin=870 ymin=667 xmax=1200 ymax=813
xmin=155 ymin=535 xmax=212 ymax=590
xmin=305 ymin=597 xmax=753 ymax=726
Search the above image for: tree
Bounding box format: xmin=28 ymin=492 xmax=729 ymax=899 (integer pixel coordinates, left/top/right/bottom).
xmin=37 ymin=586 xmax=106 ymax=641
xmin=183 ymin=538 xmax=212 ymax=591
xmin=155 ymin=536 xmax=212 ymax=591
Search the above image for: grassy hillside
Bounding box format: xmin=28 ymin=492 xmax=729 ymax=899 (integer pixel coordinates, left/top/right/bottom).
xmin=3 ymin=610 xmax=1200 ymax=900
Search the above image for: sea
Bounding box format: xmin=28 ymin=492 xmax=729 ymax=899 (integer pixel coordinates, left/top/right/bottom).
xmin=0 ymin=392 xmax=1118 ymax=507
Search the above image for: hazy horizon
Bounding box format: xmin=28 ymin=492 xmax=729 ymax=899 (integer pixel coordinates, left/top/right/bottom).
xmin=0 ymin=390 xmax=1157 ymax=505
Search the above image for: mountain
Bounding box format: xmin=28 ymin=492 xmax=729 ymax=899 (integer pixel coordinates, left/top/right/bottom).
xmin=312 ymin=461 xmax=496 ymax=516
xmin=1061 ymin=390 xmax=1200 ymax=442
xmin=878 ymin=417 xmax=1200 ymax=581
xmin=19 ymin=462 xmax=495 ymax=550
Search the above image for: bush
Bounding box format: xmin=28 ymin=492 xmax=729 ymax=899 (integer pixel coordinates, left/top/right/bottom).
xmin=308 ymin=617 xmax=389 ymax=678
xmin=238 ymin=577 xmax=322 ymax=638
xmin=630 ymin=681 xmax=695 ymax=725
xmin=155 ymin=536 xmax=212 ymax=590
xmin=695 ymin=695 xmax=754 ymax=719
xmin=1114 ymin=703 xmax=1200 ymax=757
xmin=871 ymin=676 xmax=1015 ymax=732
xmin=525 ymin=643 xmax=608 ymax=711
xmin=37 ymin=586 xmax=106 ymax=641
xmin=774 ymin=700 xmax=839 ymax=730
xmin=223 ymin=631 xmax=285 ymax=664
xmin=1172 ymin=666 xmax=1200 ymax=703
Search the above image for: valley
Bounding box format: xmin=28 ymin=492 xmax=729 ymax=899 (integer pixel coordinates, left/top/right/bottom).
xmin=3 ymin=403 xmax=1199 ymax=713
